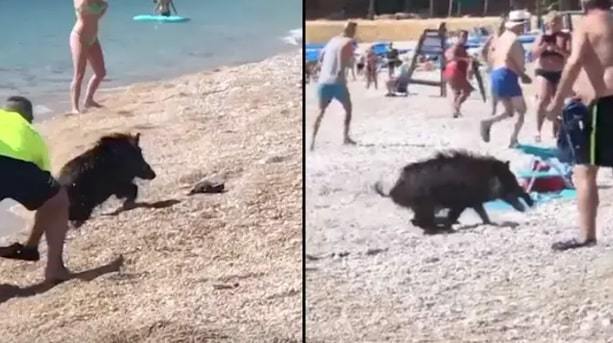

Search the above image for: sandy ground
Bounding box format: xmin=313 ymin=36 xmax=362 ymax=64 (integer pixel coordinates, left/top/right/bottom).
xmin=0 ymin=51 xmax=301 ymax=342
xmin=306 ymin=63 xmax=613 ymax=341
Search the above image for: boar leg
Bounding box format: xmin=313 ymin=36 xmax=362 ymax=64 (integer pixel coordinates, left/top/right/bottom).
xmin=473 ymin=204 xmax=492 ymax=225
xmin=116 ymin=183 xmax=138 ymax=210
xmin=411 ymin=204 xmax=438 ymax=234
xmin=68 ymin=201 xmax=93 ymax=224
xmin=446 ymin=207 xmax=466 ymax=227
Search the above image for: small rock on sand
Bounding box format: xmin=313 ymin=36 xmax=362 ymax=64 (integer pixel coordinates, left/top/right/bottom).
xmin=188 ymin=179 xmax=225 ymax=195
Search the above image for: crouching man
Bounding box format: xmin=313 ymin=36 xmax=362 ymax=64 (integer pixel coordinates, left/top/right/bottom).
xmin=0 ymin=96 xmax=72 ymax=283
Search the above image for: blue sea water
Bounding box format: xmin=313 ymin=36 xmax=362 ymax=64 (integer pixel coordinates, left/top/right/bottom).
xmin=0 ymin=0 xmax=301 ymax=113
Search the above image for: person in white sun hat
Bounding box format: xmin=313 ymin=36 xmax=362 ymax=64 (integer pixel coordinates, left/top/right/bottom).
xmin=479 ymin=9 xmax=532 ymax=148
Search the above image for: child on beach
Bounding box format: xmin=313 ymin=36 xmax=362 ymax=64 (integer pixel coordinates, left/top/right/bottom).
xmin=365 ymin=46 xmax=378 ymax=89
xmin=154 ymin=0 xmax=177 ymax=17
xmin=443 ymin=30 xmax=474 ymax=118
xmin=356 ymin=53 xmax=365 ymax=76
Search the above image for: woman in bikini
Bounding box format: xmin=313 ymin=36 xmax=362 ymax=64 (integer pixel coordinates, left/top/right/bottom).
xmin=70 ymin=0 xmax=108 ymax=114
xmin=532 ymin=12 xmax=571 ymax=142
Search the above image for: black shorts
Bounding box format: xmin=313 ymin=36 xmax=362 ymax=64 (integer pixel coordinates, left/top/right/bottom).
xmin=0 ymin=155 xmax=61 ymax=211
xmin=560 ymin=96 xmax=613 ymax=167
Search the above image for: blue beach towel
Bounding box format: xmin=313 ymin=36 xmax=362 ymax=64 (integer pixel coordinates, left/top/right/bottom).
xmin=515 ymin=144 xmax=560 ymax=159
xmin=484 ymin=189 xmax=576 ymax=212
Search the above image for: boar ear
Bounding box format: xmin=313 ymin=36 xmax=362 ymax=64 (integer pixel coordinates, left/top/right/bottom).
xmin=134 ymin=133 xmax=141 ymax=146
xmin=505 ymin=161 xmax=510 ymax=167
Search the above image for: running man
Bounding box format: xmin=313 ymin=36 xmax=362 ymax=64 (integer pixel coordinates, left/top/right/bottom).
xmin=479 ymin=13 xmax=532 ymax=148
xmin=310 ymin=21 xmax=358 ymax=151
xmin=0 ymin=96 xmax=72 ymax=283
xmin=546 ymin=0 xmax=613 ymax=251
xmin=443 ymin=30 xmax=474 ymax=118
xmin=481 ymin=19 xmax=507 ymax=116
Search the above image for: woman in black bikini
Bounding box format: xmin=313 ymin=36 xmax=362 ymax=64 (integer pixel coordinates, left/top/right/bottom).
xmin=532 ymin=12 xmax=571 ymax=142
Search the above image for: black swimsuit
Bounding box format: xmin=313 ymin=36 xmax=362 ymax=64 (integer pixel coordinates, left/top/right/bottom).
xmin=535 ymin=68 xmax=562 ymax=87
xmin=535 ymin=33 xmax=567 ymax=88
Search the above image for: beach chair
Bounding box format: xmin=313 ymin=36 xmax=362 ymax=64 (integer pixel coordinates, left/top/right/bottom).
xmin=515 ymin=144 xmax=574 ymax=191
xmin=405 ymin=27 xmax=448 ymax=97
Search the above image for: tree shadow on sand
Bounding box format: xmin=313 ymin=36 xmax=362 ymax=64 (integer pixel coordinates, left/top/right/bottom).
xmin=0 ymin=256 xmax=123 ymax=305
xmin=103 ymin=199 xmax=182 ymax=217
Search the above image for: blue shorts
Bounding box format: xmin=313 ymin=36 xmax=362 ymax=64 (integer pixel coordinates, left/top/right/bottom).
xmin=317 ymin=83 xmax=350 ymax=108
xmin=490 ymin=68 xmax=522 ymax=98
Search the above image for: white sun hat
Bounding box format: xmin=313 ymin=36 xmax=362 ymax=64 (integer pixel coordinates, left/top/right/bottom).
xmin=508 ymin=9 xmax=530 ymax=22
xmin=505 ymin=9 xmax=530 ymax=30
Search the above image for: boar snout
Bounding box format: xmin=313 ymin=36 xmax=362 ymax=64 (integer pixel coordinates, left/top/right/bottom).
xmin=140 ymin=164 xmax=156 ymax=180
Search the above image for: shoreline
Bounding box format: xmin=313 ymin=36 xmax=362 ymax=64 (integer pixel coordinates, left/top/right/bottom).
xmin=29 ymin=44 xmax=301 ymax=120
xmin=2 ymin=46 xmax=301 ymax=238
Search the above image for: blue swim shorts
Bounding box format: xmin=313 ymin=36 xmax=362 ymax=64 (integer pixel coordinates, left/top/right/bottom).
xmin=490 ymin=68 xmax=522 ymax=98
xmin=317 ymin=83 xmax=350 ymax=107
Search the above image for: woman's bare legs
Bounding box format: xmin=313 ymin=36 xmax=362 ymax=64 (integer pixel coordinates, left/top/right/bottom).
xmin=70 ymin=32 xmax=88 ymax=114
xmin=535 ymin=75 xmax=554 ymax=142
xmin=84 ymin=40 xmax=106 ymax=109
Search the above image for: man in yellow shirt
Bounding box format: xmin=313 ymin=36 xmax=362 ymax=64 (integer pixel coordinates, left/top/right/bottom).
xmin=0 ymin=96 xmax=71 ymax=283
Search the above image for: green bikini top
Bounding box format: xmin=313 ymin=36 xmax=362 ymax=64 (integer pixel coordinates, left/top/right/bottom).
xmin=76 ymin=1 xmax=108 ymax=16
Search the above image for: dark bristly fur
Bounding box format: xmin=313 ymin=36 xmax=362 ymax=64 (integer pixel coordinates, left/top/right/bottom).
xmin=375 ymin=150 xmax=534 ymax=234
xmin=58 ymin=132 xmax=156 ymax=227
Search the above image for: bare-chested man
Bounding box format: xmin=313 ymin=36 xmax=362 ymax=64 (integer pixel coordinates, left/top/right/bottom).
xmin=481 ymin=20 xmax=507 ymax=116
xmin=310 ymin=21 xmax=357 ymax=151
xmin=479 ymin=12 xmax=532 ymax=148
xmin=546 ymin=0 xmax=613 ymax=251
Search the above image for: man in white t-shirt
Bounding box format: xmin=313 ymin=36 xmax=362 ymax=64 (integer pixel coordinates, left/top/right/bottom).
xmin=309 ymin=21 xmax=357 ymax=151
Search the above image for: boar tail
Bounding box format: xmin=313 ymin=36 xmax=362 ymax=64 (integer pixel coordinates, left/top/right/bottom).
xmin=373 ymin=181 xmax=390 ymax=197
